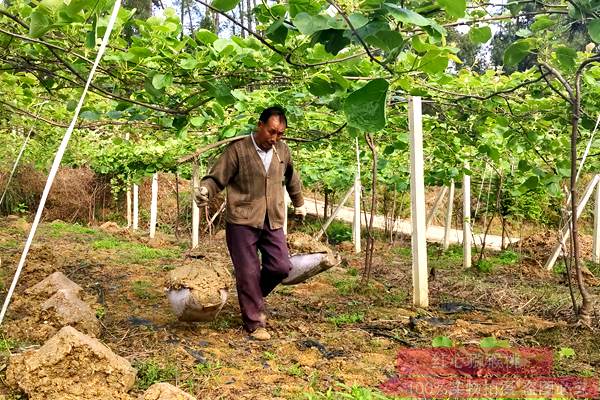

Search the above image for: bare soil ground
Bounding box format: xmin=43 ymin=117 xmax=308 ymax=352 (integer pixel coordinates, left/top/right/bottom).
xmin=0 ymin=216 xmax=598 ymax=399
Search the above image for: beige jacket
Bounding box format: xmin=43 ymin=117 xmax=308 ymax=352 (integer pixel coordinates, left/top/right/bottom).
xmin=200 ymin=135 xmax=304 ymax=229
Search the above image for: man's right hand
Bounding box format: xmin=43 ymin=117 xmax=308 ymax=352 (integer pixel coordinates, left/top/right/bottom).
xmin=194 ymin=186 xmax=209 ymax=206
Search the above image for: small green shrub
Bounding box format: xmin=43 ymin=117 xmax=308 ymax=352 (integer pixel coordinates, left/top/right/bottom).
xmin=328 ymin=312 xmax=364 ymax=327
xmin=326 ymin=220 xmax=352 ymax=244
xmin=475 ymin=259 xmax=494 ymax=273
xmin=135 ymin=360 xmax=179 ymax=390
xmin=131 ymin=280 xmax=159 ymax=300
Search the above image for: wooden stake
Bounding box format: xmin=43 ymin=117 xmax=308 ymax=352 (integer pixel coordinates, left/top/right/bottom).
xmin=426 ymin=186 xmax=448 ymax=229
xmin=315 ymin=185 xmax=354 ymax=240
xmin=409 ymin=96 xmax=428 ymax=308
xmin=132 ymin=184 xmax=139 ymax=230
xmin=443 ymin=180 xmax=455 ymax=251
xmin=545 ymin=174 xmax=600 ymax=270
xmin=353 ymin=137 xmax=361 ymax=253
xmin=149 ymin=173 xmax=158 ymax=239
xmin=192 ymin=160 xmax=200 ymax=248
xmin=594 ymin=183 xmax=600 ymax=263
xmin=463 ymin=164 xmax=472 ymax=269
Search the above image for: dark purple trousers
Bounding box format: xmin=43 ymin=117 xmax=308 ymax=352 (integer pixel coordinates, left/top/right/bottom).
xmin=225 ymin=218 xmax=292 ymax=332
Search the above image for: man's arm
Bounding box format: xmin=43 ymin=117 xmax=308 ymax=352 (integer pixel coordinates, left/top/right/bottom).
xmin=283 ymin=144 xmax=304 ymax=208
xmin=199 ymin=144 xmax=239 ymax=199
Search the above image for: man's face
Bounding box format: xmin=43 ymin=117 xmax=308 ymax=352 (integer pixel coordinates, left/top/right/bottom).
xmin=254 ymin=115 xmax=286 ymax=151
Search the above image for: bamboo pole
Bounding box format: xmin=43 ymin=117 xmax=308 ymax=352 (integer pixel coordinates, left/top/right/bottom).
xmin=545 ymin=175 xmax=600 ymax=270
xmin=409 ymin=96 xmax=428 ymax=308
xmin=426 ymin=186 xmax=448 ymax=229
xmin=594 ymin=183 xmax=599 ymax=263
xmin=192 ymin=161 xmax=200 ymax=248
xmin=353 ymin=137 xmax=361 ymax=253
xmin=463 ymin=164 xmax=472 ymax=269
xmin=315 ymin=185 xmax=354 ymax=240
xmin=443 ymin=180 xmax=455 ymax=251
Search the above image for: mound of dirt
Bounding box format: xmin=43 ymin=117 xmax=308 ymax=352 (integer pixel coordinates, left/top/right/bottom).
xmin=7 ymin=272 xmax=100 ymax=342
xmin=287 ymin=232 xmax=330 ymax=254
xmin=6 ymin=326 xmax=136 ymax=400
xmin=165 ymin=257 xmax=233 ymax=322
xmin=514 ymin=231 xmax=595 ymax=266
xmin=141 ymin=383 xmax=196 ymax=400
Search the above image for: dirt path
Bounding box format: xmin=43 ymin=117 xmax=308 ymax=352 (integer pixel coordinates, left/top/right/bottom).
xmin=304 ymin=198 xmax=519 ymax=251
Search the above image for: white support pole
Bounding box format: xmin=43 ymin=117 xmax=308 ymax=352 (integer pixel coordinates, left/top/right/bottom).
xmin=545 ymin=174 xmax=600 ymax=270
xmin=191 ymin=162 xmax=200 ymax=248
xmin=443 ymin=180 xmax=455 ymax=251
xmin=426 ymin=186 xmax=448 ymax=229
xmin=126 ymin=188 xmax=132 ymax=228
xmin=594 ymin=183 xmax=600 ymax=263
xmin=125 ymin=131 xmax=131 ymax=228
xmin=315 ymin=186 xmax=354 ymax=240
xmin=283 ymin=192 xmax=291 ymax=235
xmin=149 ymin=173 xmax=158 ymax=239
xmin=132 ymin=184 xmax=139 ymax=230
xmin=353 ymin=137 xmax=361 ymax=253
xmin=463 ymin=164 xmax=472 ymax=269
xmin=409 ymin=96 xmax=428 ymax=308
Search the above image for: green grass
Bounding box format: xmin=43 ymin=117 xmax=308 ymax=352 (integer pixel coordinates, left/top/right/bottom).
xmin=131 ymin=280 xmax=160 ymax=300
xmin=302 ymin=384 xmax=393 ymax=400
xmin=45 ymin=221 xmax=101 ymax=238
xmin=328 ymin=312 xmax=364 ymax=327
xmin=194 ymin=360 xmax=222 ymax=376
xmin=92 ymin=237 xmax=181 ymax=263
xmin=0 ymin=237 xmax=18 ymax=250
xmin=134 ymin=359 xmax=180 ymax=390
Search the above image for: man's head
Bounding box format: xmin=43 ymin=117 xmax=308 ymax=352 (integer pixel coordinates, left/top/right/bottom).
xmin=254 ymin=106 xmax=287 ymax=151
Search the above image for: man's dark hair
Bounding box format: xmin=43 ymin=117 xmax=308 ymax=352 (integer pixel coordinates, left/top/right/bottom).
xmin=259 ymin=106 xmax=287 ymax=126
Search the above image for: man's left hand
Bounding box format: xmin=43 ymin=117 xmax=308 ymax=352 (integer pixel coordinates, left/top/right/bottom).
xmin=294 ymin=205 xmax=306 ymax=221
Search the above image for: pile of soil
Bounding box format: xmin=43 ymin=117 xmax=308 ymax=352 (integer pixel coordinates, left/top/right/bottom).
xmin=287 ymin=232 xmax=331 ymax=254
xmin=6 ymin=326 xmax=136 ymax=400
xmin=7 ymin=271 xmax=100 ymax=342
xmin=513 ymin=231 xmax=595 ymax=266
xmin=142 ymin=383 xmax=195 ymax=400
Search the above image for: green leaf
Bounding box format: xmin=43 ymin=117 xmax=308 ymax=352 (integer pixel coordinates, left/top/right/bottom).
xmin=344 ymin=78 xmax=389 ymax=131
xmin=437 ymin=0 xmax=465 ymax=18
xmin=308 ymin=75 xmax=336 ymax=96
xmin=128 ymin=47 xmax=153 ymax=58
xmin=419 ymin=50 xmax=448 ymax=75
xmin=266 ymin=18 xmax=288 ymax=44
xmin=179 ymin=57 xmax=198 ymax=70
xmin=85 ymin=31 xmax=96 ymax=48
xmin=503 ymin=39 xmax=533 ymax=67
xmin=311 ymin=29 xmax=350 ymax=55
xmin=531 ymin=15 xmax=554 ymax=32
xmin=588 ymin=19 xmax=600 ymax=43
xmin=211 ymin=0 xmax=241 ymax=12
xmin=558 ymin=347 xmax=575 ymax=359
xmin=432 ymin=336 xmax=453 ymax=348
xmin=293 ymin=13 xmax=331 ymax=35
xmin=289 ymin=0 xmax=322 ymax=18
xmin=469 ymin=26 xmax=491 ymax=44
xmin=522 ymin=176 xmax=539 ymax=190
xmin=190 ymin=116 xmax=205 ymax=127
xmin=152 ymin=73 xmax=172 ymax=90
xmin=80 ymin=110 xmax=100 ymax=121
xmin=555 ymin=46 xmax=577 ymax=70
xmin=195 ymin=29 xmax=218 ymax=44
xmin=29 ymin=10 xmax=51 ymax=38
xmin=384 ymin=4 xmax=432 ymax=27
xmin=480 ymin=336 xmax=509 ymax=349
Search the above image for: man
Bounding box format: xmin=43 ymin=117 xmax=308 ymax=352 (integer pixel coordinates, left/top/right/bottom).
xmin=195 ymin=106 xmax=306 ymax=340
